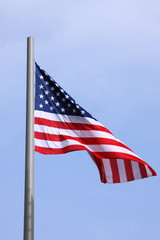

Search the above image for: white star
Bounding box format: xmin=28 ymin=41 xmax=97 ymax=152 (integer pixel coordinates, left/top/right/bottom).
xmin=50 ymin=106 xmax=54 ymax=110
xmin=56 ymin=102 xmax=60 ymax=106
xmin=45 ymin=81 xmax=49 ymax=85
xmin=61 ymin=108 xmax=65 ymax=112
xmin=62 ymin=98 xmax=66 ymax=102
xmin=76 ymin=105 xmax=79 ymax=109
xmin=56 ymin=92 xmax=60 ymax=96
xmin=39 ymin=94 xmax=43 ymax=99
xmin=50 ymin=77 xmax=53 ymax=81
xmin=45 ymin=100 xmax=49 ymax=105
xmin=39 ymin=84 xmax=43 ymax=89
xmin=44 ymin=71 xmax=48 ymax=76
xmin=45 ymin=90 xmax=49 ymax=95
xmin=67 ymin=103 xmax=71 ymax=107
xmin=40 ymin=75 xmax=43 ymax=79
xmin=73 ymin=109 xmax=76 ymax=113
xmin=81 ymin=110 xmax=85 ymax=114
xmin=55 ymin=83 xmax=59 ymax=87
xmin=71 ymin=100 xmax=74 ymax=104
xmin=60 ymin=89 xmax=64 ymax=93
xmin=65 ymin=95 xmax=69 ymax=99
xmin=51 ymin=87 xmax=55 ymax=91
xmin=51 ymin=96 xmax=54 ymax=101
xmin=39 ymin=104 xmax=43 ymax=108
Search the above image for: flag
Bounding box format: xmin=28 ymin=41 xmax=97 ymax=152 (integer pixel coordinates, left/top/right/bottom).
xmin=34 ymin=62 xmax=156 ymax=183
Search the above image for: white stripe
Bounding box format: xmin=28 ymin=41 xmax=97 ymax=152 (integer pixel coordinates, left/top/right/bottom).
xmin=102 ymin=159 xmax=113 ymax=183
xmin=131 ymin=160 xmax=141 ymax=180
xmin=35 ymin=110 xmax=102 ymax=126
xmin=145 ymin=165 xmax=153 ymax=177
xmin=35 ymin=138 xmax=140 ymax=158
xmin=34 ymin=124 xmax=120 ymax=141
xmin=117 ymin=159 xmax=127 ymax=183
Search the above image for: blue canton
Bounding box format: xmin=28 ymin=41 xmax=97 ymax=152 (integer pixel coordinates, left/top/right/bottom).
xmin=35 ymin=63 xmax=95 ymax=119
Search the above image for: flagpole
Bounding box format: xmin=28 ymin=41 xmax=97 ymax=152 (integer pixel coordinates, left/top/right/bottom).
xmin=24 ymin=37 xmax=34 ymax=240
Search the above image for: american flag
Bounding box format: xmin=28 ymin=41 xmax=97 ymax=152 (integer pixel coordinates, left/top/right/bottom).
xmin=34 ymin=63 xmax=156 ymax=183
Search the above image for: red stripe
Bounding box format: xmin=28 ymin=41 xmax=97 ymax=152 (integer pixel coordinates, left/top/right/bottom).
xmin=109 ymin=159 xmax=120 ymax=183
xmin=34 ymin=132 xmax=132 ymax=151
xmin=148 ymin=165 xmax=157 ymax=176
xmin=124 ymin=159 xmax=134 ymax=182
xmin=35 ymin=117 xmax=111 ymax=133
xmin=88 ymin=152 xmax=107 ymax=183
xmin=35 ymin=145 xmax=87 ymax=154
xmin=35 ymin=144 xmax=132 ymax=158
xmin=138 ymin=162 xmax=147 ymax=179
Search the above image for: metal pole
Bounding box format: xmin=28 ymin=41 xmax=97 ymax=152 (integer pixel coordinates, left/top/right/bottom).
xmin=24 ymin=37 xmax=34 ymax=240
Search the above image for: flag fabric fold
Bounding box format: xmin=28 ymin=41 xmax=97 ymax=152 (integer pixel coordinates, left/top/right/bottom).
xmin=34 ymin=62 xmax=156 ymax=183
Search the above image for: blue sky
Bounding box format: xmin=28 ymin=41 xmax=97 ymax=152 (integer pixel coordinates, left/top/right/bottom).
xmin=1 ymin=0 xmax=160 ymax=239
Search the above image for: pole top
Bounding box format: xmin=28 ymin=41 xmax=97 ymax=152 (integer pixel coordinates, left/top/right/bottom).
xmin=27 ymin=36 xmax=34 ymax=40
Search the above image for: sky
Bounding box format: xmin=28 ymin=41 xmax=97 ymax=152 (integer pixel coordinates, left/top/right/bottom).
xmin=1 ymin=0 xmax=160 ymax=239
